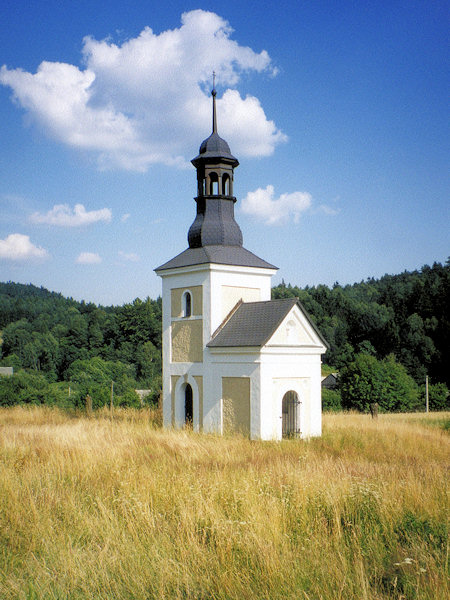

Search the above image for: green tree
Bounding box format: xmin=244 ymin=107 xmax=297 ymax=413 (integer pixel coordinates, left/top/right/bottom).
xmin=419 ymin=382 xmax=449 ymax=411
xmin=66 ymin=357 xmax=139 ymax=408
xmin=382 ymin=355 xmax=421 ymax=411
xmin=135 ymin=340 xmax=160 ymax=383
xmin=0 ymin=369 xmax=49 ymax=406
xmin=340 ymin=354 xmax=418 ymax=412
xmin=1 ymin=318 xmax=33 ymax=360
xmin=117 ymin=297 xmax=161 ymax=348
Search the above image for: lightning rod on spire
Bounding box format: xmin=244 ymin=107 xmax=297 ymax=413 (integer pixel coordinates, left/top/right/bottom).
xmin=212 ymin=71 xmax=217 ymax=133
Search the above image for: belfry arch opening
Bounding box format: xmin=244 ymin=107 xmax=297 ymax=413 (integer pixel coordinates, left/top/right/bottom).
xmin=282 ymin=390 xmax=300 ymax=438
xmin=184 ymin=384 xmax=193 ymax=425
xmin=222 ymin=174 xmax=230 ymax=195
xmin=209 ymin=172 xmax=219 ymax=195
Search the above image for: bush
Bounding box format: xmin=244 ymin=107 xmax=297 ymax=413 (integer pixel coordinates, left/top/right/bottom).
xmin=0 ymin=361 xmax=142 ymax=410
xmin=117 ymin=389 xmax=141 ymax=408
xmin=418 ymin=382 xmax=449 ymax=411
xmin=0 ymin=353 xmax=22 ymax=370
xmin=67 ymin=357 xmax=140 ymax=410
xmin=340 ymin=353 xmax=419 ymax=412
xmin=322 ymin=388 xmax=342 ymax=411
xmin=0 ymin=369 xmax=49 ymax=406
xmin=46 ymin=381 xmax=80 ymax=409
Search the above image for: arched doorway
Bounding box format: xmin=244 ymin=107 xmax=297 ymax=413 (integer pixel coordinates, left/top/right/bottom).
xmin=184 ymin=384 xmax=193 ymax=425
xmin=282 ymin=390 xmax=300 ymax=438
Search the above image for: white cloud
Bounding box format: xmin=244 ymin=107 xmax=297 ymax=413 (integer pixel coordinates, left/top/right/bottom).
xmin=219 ymin=89 xmax=286 ymax=156
xmin=121 ymin=213 xmax=130 ymax=223
xmin=0 ymin=233 xmax=49 ymax=261
xmin=76 ymin=252 xmax=102 ymax=264
xmin=241 ymin=185 xmax=312 ymax=225
xmin=317 ymin=204 xmax=340 ymax=216
xmin=118 ymin=250 xmax=139 ymax=262
xmin=30 ymin=203 xmax=112 ymax=226
xmin=0 ymin=10 xmax=285 ymax=171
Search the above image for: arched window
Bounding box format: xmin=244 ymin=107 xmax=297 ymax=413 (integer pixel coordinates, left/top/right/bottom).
xmin=183 ymin=291 xmax=192 ymax=317
xmin=282 ymin=390 xmax=300 ymax=438
xmin=222 ymin=174 xmax=230 ymax=195
xmin=184 ymin=384 xmax=193 ymax=425
xmin=209 ymin=172 xmax=219 ymax=195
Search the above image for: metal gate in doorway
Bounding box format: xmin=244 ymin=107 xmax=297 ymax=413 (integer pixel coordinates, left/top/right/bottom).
xmin=282 ymin=390 xmax=300 ymax=438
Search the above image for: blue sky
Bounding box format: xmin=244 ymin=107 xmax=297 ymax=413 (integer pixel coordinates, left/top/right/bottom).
xmin=0 ymin=1 xmax=448 ymax=305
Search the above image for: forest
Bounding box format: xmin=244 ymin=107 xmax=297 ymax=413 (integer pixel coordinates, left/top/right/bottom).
xmin=0 ymin=259 xmax=448 ymax=411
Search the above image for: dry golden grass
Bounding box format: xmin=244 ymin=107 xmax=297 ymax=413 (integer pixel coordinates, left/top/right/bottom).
xmin=0 ymin=407 xmax=448 ymax=599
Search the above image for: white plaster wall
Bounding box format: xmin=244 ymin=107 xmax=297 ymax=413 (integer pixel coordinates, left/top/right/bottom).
xmin=158 ymin=262 xmax=275 ymax=434
xmin=308 ymin=357 xmax=323 ymax=437
xmin=221 ymin=285 xmax=261 ymax=321
xmin=260 ymin=349 xmax=324 ymax=440
xmin=203 ymin=263 xmax=273 ymax=435
xmin=208 ymin=349 xmax=261 ymax=437
xmin=158 ymin=264 xmax=325 ymax=440
xmin=209 ymin=265 xmax=275 ymax=332
xmin=260 ymin=304 xmax=326 ymax=440
xmin=159 ymin=266 xmax=210 ymax=430
xmin=209 ymin=348 xmax=323 ymax=441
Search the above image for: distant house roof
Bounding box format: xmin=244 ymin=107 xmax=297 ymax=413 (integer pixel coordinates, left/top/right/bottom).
xmin=155 ymin=245 xmax=277 ymax=272
xmin=207 ymin=298 xmax=328 ymax=349
xmin=321 ymin=373 xmax=339 ymax=389
xmin=321 ymin=373 xmax=338 ymax=380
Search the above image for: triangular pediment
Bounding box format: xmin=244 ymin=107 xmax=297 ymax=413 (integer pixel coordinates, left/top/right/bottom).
xmin=265 ymin=304 xmax=326 ymax=348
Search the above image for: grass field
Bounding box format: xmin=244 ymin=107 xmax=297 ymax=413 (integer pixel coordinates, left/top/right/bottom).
xmin=0 ymin=407 xmax=448 ymax=599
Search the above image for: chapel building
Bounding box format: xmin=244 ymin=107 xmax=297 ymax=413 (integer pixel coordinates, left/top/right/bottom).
xmin=155 ymin=87 xmax=327 ymax=440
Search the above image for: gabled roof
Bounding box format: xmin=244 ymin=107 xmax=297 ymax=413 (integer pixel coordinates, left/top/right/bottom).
xmin=207 ymin=298 xmax=329 ymax=349
xmin=155 ymin=245 xmax=277 ymax=272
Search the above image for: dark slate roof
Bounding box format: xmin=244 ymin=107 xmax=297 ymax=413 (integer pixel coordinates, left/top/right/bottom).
xmin=155 ymin=245 xmax=277 ymax=272
xmin=191 ymin=132 xmax=239 ymax=167
xmin=187 ymin=197 xmax=243 ymax=248
xmin=207 ymin=298 xmax=329 ymax=349
xmin=195 ymin=132 xmax=238 ymax=163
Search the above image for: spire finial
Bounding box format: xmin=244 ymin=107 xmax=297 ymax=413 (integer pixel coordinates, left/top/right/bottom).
xmin=212 ymin=71 xmax=217 ymax=133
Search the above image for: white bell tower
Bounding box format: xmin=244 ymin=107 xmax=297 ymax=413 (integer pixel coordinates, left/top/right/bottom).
xmin=155 ymin=84 xmax=277 ymax=432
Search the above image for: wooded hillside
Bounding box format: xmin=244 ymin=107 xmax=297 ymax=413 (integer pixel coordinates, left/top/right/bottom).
xmin=0 ymin=260 xmax=448 ymax=408
xmin=0 ymin=282 xmax=161 ymax=406
xmin=273 ymin=260 xmax=449 ymax=387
